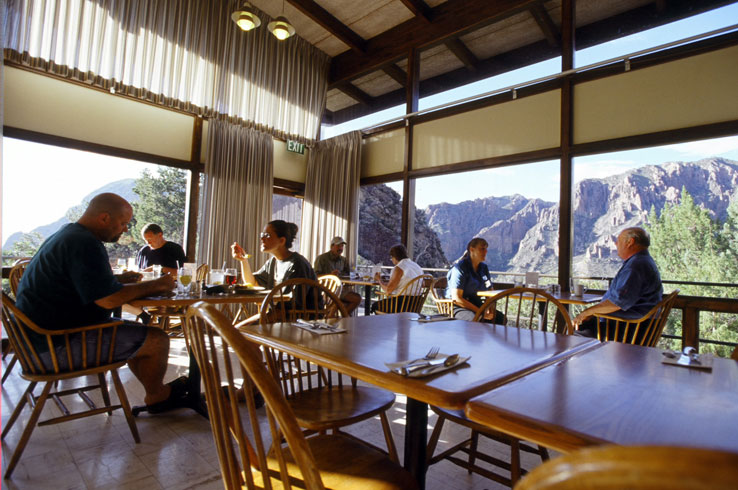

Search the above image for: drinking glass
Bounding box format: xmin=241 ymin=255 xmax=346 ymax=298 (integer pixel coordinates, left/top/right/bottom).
xmin=224 ymin=268 xmax=238 ymax=288
xmin=152 ymin=264 xmax=162 ymax=278
xmin=209 ymin=269 xmax=225 ymax=286
xmin=178 ymin=267 xmax=193 ymax=295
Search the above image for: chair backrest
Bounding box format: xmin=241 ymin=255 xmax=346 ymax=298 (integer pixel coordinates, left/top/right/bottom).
xmin=731 ymin=344 xmax=738 ymax=361
xmin=184 ymin=302 xmax=325 ymax=490
xmin=260 ymin=277 xmax=348 ymax=323
xmin=375 ymin=274 xmax=434 ymax=314
xmin=474 ymin=287 xmax=573 ymax=335
xmin=8 ymin=257 xmax=32 ymax=296
xmin=195 ymin=263 xmax=209 ymax=282
xmin=515 ymin=445 xmax=738 ymax=490
xmin=596 ymin=289 xmax=679 ymax=347
xmin=429 ymin=277 xmax=454 ymax=316
xmin=317 ymin=274 xmax=342 ymax=296
xmin=1 ymin=291 xmax=124 ymax=374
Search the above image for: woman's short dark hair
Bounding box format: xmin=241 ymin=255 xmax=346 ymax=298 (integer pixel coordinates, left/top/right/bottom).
xmin=268 ymin=220 xmax=299 ymax=249
xmin=141 ymin=223 xmax=163 ymax=238
xmin=389 ymin=244 xmax=408 ymax=261
xmin=460 ymin=237 xmax=488 ymax=261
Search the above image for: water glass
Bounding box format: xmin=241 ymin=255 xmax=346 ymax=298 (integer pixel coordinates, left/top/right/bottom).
xmin=224 ymin=268 xmax=238 ymax=288
xmin=178 ymin=267 xmax=194 ymax=294
xmin=209 ymin=269 xmax=225 ymax=285
xmin=152 ymin=264 xmax=162 ymax=278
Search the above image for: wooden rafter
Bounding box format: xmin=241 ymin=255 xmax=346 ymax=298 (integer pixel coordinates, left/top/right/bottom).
xmin=382 ymin=63 xmax=407 ymax=87
xmin=398 ymin=0 xmax=433 ymax=22
xmin=336 ymin=82 xmax=373 ymax=107
xmin=529 ymin=4 xmax=559 ymax=47
xmin=286 ymin=0 xmax=366 ymax=53
xmin=329 ymin=0 xmax=539 ymax=85
xmin=444 ymin=38 xmax=479 ymax=71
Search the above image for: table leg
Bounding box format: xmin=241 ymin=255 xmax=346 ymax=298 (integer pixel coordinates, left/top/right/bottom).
xmin=404 ymin=397 xmax=428 ymax=490
xmin=364 ymin=284 xmax=372 ymax=316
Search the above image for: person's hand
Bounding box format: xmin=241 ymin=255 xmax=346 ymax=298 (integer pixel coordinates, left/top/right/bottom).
xmin=573 ymin=311 xmax=590 ymax=328
xmin=231 ymin=242 xmax=249 ymax=261
xmin=331 ymin=269 xmax=340 ymax=276
xmin=483 ymin=309 xmax=498 ymax=321
xmin=117 ymin=271 xmax=142 ymax=284
xmin=153 ymin=273 xmax=176 ymax=292
xmin=373 ymin=272 xmax=381 ymax=282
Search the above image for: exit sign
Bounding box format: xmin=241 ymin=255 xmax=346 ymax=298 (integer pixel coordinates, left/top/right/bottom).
xmin=286 ymin=140 xmax=305 ymax=154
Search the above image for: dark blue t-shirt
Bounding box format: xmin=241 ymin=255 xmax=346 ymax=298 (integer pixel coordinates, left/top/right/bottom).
xmin=445 ymin=256 xmax=493 ymax=308
xmin=136 ymin=241 xmax=186 ymax=270
xmin=602 ymin=250 xmax=662 ymax=319
xmin=16 ymin=223 xmax=123 ymax=330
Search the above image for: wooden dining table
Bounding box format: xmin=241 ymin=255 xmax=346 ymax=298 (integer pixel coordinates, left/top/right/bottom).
xmin=237 ymin=312 xmax=600 ymax=489
xmin=340 ymin=276 xmax=380 ymax=315
xmin=129 ymin=289 xmax=270 ymax=417
xmin=464 ymin=341 xmax=738 ymax=454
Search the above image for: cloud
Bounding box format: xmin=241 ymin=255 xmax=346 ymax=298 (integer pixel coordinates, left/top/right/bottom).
xmin=664 ymin=136 xmax=738 ymax=157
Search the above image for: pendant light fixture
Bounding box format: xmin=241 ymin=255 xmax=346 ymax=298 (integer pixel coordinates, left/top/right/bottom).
xmin=231 ymin=2 xmax=261 ymax=31
xmin=268 ymin=0 xmax=295 ymax=40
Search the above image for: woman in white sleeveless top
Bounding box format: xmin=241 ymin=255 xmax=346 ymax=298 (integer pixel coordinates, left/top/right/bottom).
xmin=371 ymin=244 xmax=423 ymax=313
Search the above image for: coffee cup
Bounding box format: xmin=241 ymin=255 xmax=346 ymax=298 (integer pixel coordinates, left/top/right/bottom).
xmin=574 ymin=283 xmax=586 ymax=296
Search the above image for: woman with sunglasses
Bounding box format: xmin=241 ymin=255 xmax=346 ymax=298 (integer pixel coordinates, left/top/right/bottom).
xmin=231 ymin=220 xmax=316 ymax=288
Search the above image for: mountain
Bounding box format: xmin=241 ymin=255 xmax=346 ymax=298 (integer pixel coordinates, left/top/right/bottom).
xmin=3 ymin=179 xmax=138 ymax=250
xmin=421 ymin=157 xmax=738 ymax=276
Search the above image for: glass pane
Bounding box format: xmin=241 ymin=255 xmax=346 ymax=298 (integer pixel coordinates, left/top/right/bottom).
xmin=272 ymin=194 xmax=303 ymax=252
xmin=358 ymin=182 xmax=403 ymax=271
xmin=414 ymin=160 xmax=560 ymax=284
xmin=2 ymin=137 xmax=184 ymax=264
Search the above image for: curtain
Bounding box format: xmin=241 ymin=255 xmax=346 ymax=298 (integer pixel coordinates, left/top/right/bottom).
xmin=199 ymin=120 xmax=272 ymax=274
xmin=301 ymin=131 xmax=362 ymax=268
xmin=4 ymin=0 xmax=328 ymax=143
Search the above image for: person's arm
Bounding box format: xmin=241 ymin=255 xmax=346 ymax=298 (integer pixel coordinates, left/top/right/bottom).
xmin=313 ymin=255 xmax=329 ymax=276
xmin=231 ymin=242 xmax=256 ymax=285
xmin=451 ymin=288 xmax=480 ymax=312
xmin=573 ymin=300 xmax=621 ymax=327
xmin=95 ymin=274 xmax=176 ymax=310
xmin=376 ymin=267 xmax=403 ymax=294
xmin=116 ymin=271 xmax=142 ymax=284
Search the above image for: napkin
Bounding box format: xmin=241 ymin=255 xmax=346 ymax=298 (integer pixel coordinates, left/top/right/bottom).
xmin=412 ymin=314 xmax=457 ymax=323
xmin=385 ymin=353 xmax=470 ymax=377
xmin=291 ymin=320 xmax=346 ymax=335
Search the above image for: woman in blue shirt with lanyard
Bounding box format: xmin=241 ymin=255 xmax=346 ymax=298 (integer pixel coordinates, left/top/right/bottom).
xmin=446 ymin=237 xmax=505 ymax=323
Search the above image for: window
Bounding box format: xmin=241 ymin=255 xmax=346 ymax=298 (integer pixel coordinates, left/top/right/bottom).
xmin=358 ymin=182 xmax=403 ymax=268
xmin=272 ymin=194 xmax=303 ymax=252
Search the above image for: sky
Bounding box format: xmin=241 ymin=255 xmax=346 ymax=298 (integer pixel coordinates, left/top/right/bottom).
xmin=3 ymin=4 xmax=738 ymax=242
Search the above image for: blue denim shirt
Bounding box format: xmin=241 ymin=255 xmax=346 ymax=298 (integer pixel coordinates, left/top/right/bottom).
xmin=446 ymin=256 xmax=493 ymax=308
xmin=602 ymin=250 xmax=662 ymax=319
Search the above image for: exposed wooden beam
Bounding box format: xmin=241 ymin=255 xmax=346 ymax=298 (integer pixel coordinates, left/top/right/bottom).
xmin=398 ymin=0 xmax=433 ymax=22
xmin=655 ymin=0 xmax=668 ymax=14
xmin=329 ymin=0 xmax=540 ymax=85
xmin=336 ymin=82 xmax=373 ymax=107
xmin=287 ymin=0 xmax=367 ymax=53
xmin=382 ymin=63 xmax=407 ymax=87
xmin=444 ymin=38 xmax=479 ymax=71
xmin=529 ymin=4 xmax=559 ymax=47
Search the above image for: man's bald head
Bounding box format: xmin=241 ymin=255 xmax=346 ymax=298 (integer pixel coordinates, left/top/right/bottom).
xmin=78 ymin=193 xmax=133 ymax=242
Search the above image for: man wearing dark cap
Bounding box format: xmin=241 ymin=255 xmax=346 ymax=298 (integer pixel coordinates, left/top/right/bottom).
xmin=314 ymin=236 xmax=361 ymax=314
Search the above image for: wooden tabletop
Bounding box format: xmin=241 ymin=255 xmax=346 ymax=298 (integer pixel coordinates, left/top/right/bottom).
xmin=340 ymin=277 xmax=379 ymax=287
xmin=464 ymin=341 xmax=738 ymax=454
xmin=129 ymin=290 xmax=269 ymax=308
xmin=238 ymin=312 xmax=599 ymax=409
xmin=478 ymin=289 xmax=603 ymax=306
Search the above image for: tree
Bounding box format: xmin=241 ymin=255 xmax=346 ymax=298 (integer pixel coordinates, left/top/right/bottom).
xmin=131 ymin=167 xmax=188 ymax=245
xmin=4 ymin=232 xmax=45 ymax=259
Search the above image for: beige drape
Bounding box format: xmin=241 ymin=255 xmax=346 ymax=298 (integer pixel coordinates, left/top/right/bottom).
xmin=301 ymin=131 xmax=362 ymax=267
xmin=199 ymin=120 xmax=272 ymax=273
xmin=4 ymin=0 xmax=328 ymax=142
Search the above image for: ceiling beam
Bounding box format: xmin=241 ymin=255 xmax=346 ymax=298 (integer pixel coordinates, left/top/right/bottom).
xmin=382 ymin=63 xmax=407 ymax=87
xmin=529 ymin=4 xmax=559 ymax=47
xmin=286 ymin=0 xmax=366 ymax=53
xmin=329 ymin=0 xmax=541 ymax=85
xmin=444 ymin=38 xmax=479 ymax=71
xmin=336 ymin=82 xmax=374 ymax=107
xmin=398 ymin=0 xmax=433 ymax=22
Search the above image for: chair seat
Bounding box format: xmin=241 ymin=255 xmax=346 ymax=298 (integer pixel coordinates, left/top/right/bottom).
xmin=253 ymin=434 xmax=417 ymax=490
xmin=432 ymin=405 xmax=513 ymax=439
xmin=289 ymin=386 xmax=396 ymax=430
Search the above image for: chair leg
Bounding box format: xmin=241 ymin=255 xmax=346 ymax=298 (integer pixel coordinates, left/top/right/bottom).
xmin=468 ymin=430 xmax=479 ymax=474
xmin=2 ymin=381 xmax=36 ymax=440
xmin=379 ymin=412 xmax=399 ymax=463
xmin=97 ymin=372 xmax=113 ymax=415
xmin=2 ymin=355 xmax=18 ymax=384
xmin=510 ymin=438 xmax=521 ymax=485
xmin=4 ymin=381 xmax=53 ymax=479
xmin=538 ymin=444 xmax=550 ymax=461
xmin=110 ymin=369 xmax=140 ymax=444
xmin=426 ymin=415 xmax=445 ymax=462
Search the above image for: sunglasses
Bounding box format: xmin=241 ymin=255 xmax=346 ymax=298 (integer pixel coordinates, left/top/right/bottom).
xmin=260 ymin=232 xmax=272 ymax=239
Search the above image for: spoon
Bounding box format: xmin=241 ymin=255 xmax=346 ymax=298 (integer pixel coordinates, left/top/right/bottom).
xmin=402 ymin=353 xmax=460 ymax=375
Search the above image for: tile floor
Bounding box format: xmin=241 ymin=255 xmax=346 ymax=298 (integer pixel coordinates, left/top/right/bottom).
xmin=1 ymin=337 xmax=551 ymax=489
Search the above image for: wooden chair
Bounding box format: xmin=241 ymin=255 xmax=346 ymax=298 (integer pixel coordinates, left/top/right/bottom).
xmin=254 ymin=277 xmax=399 ymax=462
xmin=430 ymin=276 xmax=455 ymax=317
xmin=427 ymin=288 xmax=574 ymax=487
xmin=374 ymin=273 xmax=433 ymax=314
xmin=591 ymin=289 xmax=679 ymax=346
xmin=183 ymin=302 xmax=417 ymax=490
xmin=515 ymin=445 xmax=738 ymax=490
xmin=148 ymin=264 xmax=210 ymax=333
xmin=731 ymin=344 xmax=738 ymax=361
xmin=1 ymin=292 xmax=140 ymax=478
xmin=3 ymin=258 xmax=32 ymax=385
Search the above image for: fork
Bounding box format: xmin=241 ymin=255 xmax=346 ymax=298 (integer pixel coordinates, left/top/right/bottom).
xmin=406 ymin=346 xmax=439 ymax=367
